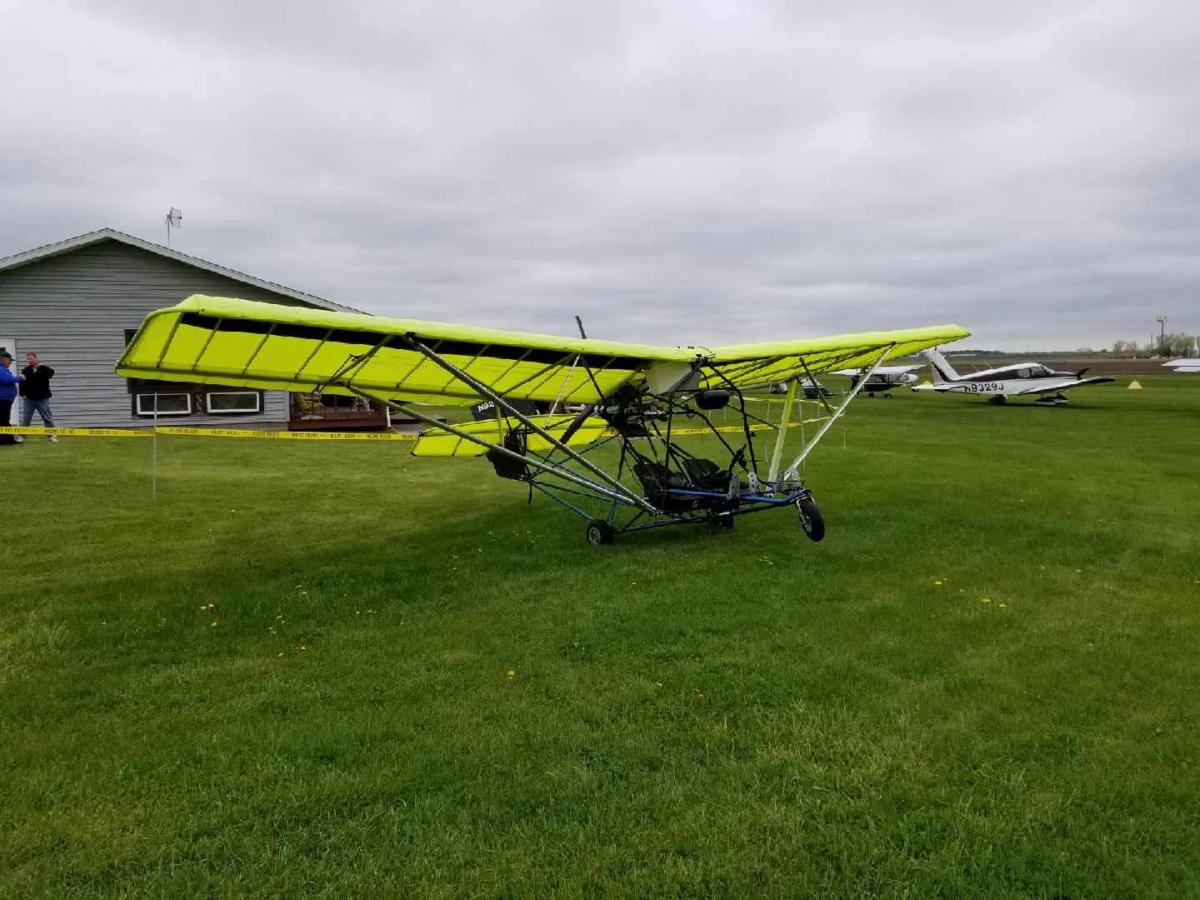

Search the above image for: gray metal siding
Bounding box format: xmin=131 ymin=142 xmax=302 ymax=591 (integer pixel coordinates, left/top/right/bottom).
xmin=0 ymin=240 xmax=325 ymax=427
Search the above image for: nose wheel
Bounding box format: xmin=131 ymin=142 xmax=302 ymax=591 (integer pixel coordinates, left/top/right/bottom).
xmin=585 ymin=518 xmax=614 ymax=545
xmin=795 ymin=495 xmax=826 ymax=542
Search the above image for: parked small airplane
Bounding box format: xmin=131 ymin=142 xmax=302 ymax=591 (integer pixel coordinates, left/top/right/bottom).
xmin=1164 ymin=359 xmax=1200 ymax=373
xmin=913 ymin=350 xmax=1114 ymax=405
xmin=831 ymin=365 xmax=920 ymax=398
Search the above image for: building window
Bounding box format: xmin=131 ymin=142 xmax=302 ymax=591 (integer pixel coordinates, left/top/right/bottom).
xmin=206 ymin=391 xmax=262 ymax=415
xmin=134 ymin=393 xmax=192 ymax=417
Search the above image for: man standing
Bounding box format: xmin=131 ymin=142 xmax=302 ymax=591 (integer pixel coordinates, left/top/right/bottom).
xmin=20 ymin=352 xmax=56 ymax=442
xmin=0 ymin=350 xmax=23 ymax=446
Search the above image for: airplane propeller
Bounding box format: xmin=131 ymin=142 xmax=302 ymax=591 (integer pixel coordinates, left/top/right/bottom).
xmin=1076 ymin=368 xmax=1089 ymax=379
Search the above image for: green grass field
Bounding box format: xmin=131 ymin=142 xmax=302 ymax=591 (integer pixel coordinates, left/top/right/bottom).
xmin=4 ymin=377 xmax=1199 ymax=897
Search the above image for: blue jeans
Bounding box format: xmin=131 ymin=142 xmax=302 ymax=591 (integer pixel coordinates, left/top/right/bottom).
xmin=20 ymin=397 xmax=54 ymax=428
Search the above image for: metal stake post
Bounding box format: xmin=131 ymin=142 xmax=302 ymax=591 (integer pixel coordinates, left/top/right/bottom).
xmin=151 ymin=393 xmax=158 ymax=499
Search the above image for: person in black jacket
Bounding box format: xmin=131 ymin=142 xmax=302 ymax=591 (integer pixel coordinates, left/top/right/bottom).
xmin=19 ymin=352 xmax=56 ymax=442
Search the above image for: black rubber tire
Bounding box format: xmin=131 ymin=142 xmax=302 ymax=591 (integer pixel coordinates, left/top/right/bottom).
xmin=988 ymin=395 xmax=1007 ymax=405
xmin=796 ymin=496 xmax=826 ymax=543
xmin=585 ymin=519 xmax=614 ymax=546
xmin=711 ymin=513 xmax=735 ymax=529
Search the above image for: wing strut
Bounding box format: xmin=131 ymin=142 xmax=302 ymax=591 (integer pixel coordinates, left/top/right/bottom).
xmin=392 ymin=335 xmax=658 ymax=514
xmin=766 ymin=377 xmax=799 ymax=482
xmin=782 ymin=344 xmax=894 ymax=480
xmin=347 ymin=387 xmax=634 ymax=506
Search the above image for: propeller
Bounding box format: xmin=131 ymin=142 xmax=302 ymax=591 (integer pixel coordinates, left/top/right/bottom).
xmin=1076 ymin=367 xmax=1089 ymax=379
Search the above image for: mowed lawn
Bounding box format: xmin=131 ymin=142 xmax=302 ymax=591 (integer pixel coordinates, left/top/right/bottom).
xmin=4 ymin=377 xmax=1199 ymax=897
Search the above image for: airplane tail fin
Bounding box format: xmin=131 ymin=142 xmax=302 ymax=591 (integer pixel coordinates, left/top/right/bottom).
xmin=920 ymin=349 xmax=961 ymax=384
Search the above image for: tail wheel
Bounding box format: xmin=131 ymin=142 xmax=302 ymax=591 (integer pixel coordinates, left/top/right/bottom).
xmin=585 ymin=519 xmax=614 ymax=546
xmin=711 ymin=513 xmax=735 ymax=529
xmin=796 ymin=496 xmax=825 ymax=542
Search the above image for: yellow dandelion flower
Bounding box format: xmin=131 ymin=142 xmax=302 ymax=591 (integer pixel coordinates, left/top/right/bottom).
xmin=980 ymin=598 xmax=991 ymax=604
xmin=211 ymin=620 xmax=220 ymax=627
xmin=998 ymin=602 xmax=1008 ymax=609
xmin=933 ymin=580 xmax=943 ymax=586
xmin=506 ymin=669 xmax=516 ymax=679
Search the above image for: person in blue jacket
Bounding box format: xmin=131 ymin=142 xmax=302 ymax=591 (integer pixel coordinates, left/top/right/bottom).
xmin=0 ymin=350 xmax=24 ymax=445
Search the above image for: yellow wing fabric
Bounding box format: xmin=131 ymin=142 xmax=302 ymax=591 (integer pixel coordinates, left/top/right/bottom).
xmin=118 ymin=294 xmax=969 ymax=404
xmin=117 ymin=295 xmax=685 ymax=407
xmin=701 ymin=325 xmax=970 ymax=389
xmin=412 ymin=415 xmax=610 ymax=457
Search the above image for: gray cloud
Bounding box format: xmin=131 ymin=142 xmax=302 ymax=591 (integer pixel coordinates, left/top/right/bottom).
xmin=2 ymin=0 xmax=1197 ymax=349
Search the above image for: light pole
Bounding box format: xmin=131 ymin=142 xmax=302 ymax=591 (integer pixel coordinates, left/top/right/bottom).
xmin=1156 ymin=315 xmax=1168 ymax=356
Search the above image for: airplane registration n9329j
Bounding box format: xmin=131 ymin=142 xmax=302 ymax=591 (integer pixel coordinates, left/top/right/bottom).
xmin=913 ymin=350 xmax=1115 ymax=405
xmin=118 ymin=295 xmax=969 ymax=545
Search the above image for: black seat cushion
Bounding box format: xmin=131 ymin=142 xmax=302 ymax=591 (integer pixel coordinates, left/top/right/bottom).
xmin=681 ymin=457 xmax=725 ymax=490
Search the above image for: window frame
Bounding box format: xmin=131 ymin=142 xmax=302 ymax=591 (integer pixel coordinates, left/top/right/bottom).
xmin=134 ymin=393 xmax=192 ymax=417
xmin=204 ymin=391 xmax=263 ymax=415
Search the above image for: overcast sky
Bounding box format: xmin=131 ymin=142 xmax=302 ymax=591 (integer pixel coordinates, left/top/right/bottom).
xmin=2 ymin=1 xmax=1196 ymax=349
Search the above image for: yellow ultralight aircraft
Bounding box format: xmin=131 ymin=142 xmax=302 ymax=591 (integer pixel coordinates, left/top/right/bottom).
xmin=119 ymin=296 xmax=968 ymax=545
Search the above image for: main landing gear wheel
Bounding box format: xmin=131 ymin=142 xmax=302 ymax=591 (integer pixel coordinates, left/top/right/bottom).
xmin=585 ymin=519 xmax=614 ymax=545
xmin=711 ymin=513 xmax=734 ymax=529
xmin=796 ymin=496 xmax=826 ymax=543
xmin=988 ymin=395 xmax=1007 ymax=405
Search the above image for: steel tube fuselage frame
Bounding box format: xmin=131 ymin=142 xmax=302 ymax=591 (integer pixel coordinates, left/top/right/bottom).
xmin=395 ymin=334 xmax=659 ymax=514
xmin=329 ymin=339 xmax=893 ymax=537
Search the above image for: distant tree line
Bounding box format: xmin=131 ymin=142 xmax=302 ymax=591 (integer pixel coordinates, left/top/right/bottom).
xmin=943 ymin=333 xmax=1198 ymax=359
xmin=1111 ymin=333 xmax=1198 ymax=358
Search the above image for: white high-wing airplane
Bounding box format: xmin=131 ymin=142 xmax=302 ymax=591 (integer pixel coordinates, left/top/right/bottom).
xmin=1164 ymin=359 xmax=1200 ymax=373
xmin=912 ymin=350 xmax=1115 ymax=405
xmin=832 ymin=365 xmax=921 ymax=397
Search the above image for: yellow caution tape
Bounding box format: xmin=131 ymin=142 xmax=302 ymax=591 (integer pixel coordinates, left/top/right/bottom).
xmin=157 ymin=427 xmax=415 ymax=441
xmin=0 ymin=416 xmax=830 ymax=442
xmin=0 ymin=426 xmax=152 ymax=438
xmin=0 ymin=425 xmax=416 ymax=441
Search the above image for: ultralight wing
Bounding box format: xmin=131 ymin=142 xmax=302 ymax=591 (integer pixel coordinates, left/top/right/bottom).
xmin=700 ymin=326 xmax=969 ymax=389
xmin=1013 ymin=376 xmax=1116 ymax=396
xmin=117 ymin=295 xmax=685 ymax=407
xmin=118 ymin=295 xmax=969 ymax=405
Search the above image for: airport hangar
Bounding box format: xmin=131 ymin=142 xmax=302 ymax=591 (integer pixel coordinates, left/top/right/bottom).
xmin=0 ymin=228 xmax=388 ymax=430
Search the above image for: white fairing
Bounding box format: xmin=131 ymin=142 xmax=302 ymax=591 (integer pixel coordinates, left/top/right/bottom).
xmin=645 ymin=361 xmax=701 ymax=394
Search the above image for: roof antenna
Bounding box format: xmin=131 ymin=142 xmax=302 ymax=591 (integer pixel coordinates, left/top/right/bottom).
xmin=574 ymin=315 xmax=588 ymax=339
xmin=164 ymin=207 xmax=182 ymax=247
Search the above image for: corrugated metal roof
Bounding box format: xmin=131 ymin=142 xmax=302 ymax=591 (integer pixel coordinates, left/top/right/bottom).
xmin=0 ymin=228 xmax=362 ymax=314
